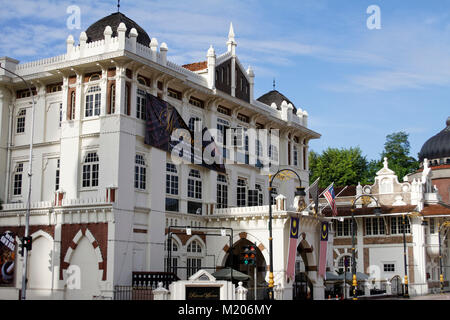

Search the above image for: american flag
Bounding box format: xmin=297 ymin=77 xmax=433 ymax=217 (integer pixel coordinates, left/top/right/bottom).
xmin=323 ymin=183 xmax=338 ymax=216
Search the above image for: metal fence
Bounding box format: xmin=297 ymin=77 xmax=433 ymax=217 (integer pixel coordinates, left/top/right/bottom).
xmin=114 ymin=285 xmax=154 ymax=300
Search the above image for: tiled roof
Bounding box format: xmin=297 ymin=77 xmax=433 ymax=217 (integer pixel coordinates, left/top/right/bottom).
xmin=421 ymin=203 xmax=450 ymax=216
xmin=322 ymin=203 xmax=450 ymax=217
xmin=322 ymin=205 xmax=417 ymax=217
xmin=182 ymin=61 xmax=207 ymax=72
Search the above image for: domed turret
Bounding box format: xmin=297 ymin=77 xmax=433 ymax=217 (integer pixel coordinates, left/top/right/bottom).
xmin=85 ymin=12 xmax=150 ymax=46
xmin=418 ymin=117 xmax=450 ymax=164
xmin=257 ymin=90 xmax=297 ymax=113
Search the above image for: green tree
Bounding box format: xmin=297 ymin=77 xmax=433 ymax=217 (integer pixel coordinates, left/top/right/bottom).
xmin=309 ymin=147 xmax=370 ymax=188
xmin=379 ymin=131 xmax=419 ymax=180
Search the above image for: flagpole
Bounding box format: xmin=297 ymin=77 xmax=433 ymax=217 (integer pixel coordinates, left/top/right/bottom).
xmin=304 ymin=177 xmax=319 ymax=193
xmin=319 ymin=185 xmax=348 ymax=212
xmin=303 ymin=182 xmax=334 ymax=212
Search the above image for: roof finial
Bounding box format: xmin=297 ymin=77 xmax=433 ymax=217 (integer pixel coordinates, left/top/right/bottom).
xmin=273 ymin=78 xmax=276 ymax=90
xmin=228 ymin=22 xmax=235 ymax=41
xmin=117 ymin=0 xmax=120 ymax=12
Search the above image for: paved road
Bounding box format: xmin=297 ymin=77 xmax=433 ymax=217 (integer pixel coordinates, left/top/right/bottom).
xmin=378 ymin=293 xmax=450 ymax=300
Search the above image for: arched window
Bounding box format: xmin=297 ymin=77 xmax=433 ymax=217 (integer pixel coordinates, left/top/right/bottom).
xmin=135 ymin=154 xmax=146 ymax=190
xmin=187 ymin=240 xmax=202 ymax=253
xmin=293 ymin=145 xmax=298 ymax=167
xmin=109 ymin=84 xmax=116 ymax=114
xmin=89 ymin=74 xmax=101 ymax=82
xmin=13 ymin=163 xmax=23 ymax=196
xmin=217 ymin=174 xmax=228 ymax=208
xmin=82 ymin=152 xmax=99 ymax=188
xmin=187 ymin=240 xmax=202 ymax=277
xmin=137 ymin=77 xmax=147 ymax=86
xmin=69 ymin=91 xmax=76 ymax=120
xmin=85 ymin=85 xmax=101 ymax=117
xmin=136 ymin=88 xmax=146 ymax=120
xmin=188 ymin=169 xmax=202 ymax=199
xmin=16 ymin=109 xmax=26 ymax=133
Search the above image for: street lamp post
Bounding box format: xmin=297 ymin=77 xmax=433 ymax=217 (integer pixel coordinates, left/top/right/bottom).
xmin=267 ymin=169 xmax=305 ymax=300
xmin=0 ymin=63 xmax=35 ymax=300
xmin=350 ymin=194 xmax=382 ymax=301
xmin=438 ymin=221 xmax=450 ymax=294
xmin=402 ymin=214 xmax=409 ymax=298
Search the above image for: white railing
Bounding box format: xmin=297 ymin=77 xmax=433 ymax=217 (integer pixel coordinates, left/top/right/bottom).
xmin=212 ymin=205 xmax=277 ymax=216
xmin=1 ymin=197 xmax=111 ymax=211
xmin=15 ymin=53 xmax=67 ymax=74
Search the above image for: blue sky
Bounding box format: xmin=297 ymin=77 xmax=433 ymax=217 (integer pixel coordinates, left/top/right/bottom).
xmin=1 ymin=0 xmax=449 ymax=161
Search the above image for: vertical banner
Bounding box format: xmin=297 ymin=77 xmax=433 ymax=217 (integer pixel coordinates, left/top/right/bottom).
xmin=286 ymin=217 xmax=299 ymax=281
xmin=319 ymin=222 xmax=328 ymax=279
xmin=0 ymin=231 xmax=15 ymax=286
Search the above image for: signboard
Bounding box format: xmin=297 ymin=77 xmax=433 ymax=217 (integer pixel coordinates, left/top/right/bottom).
xmin=185 ymin=286 xmax=220 ymax=300
xmin=144 ymin=93 xmax=225 ymax=173
xmin=0 ymin=231 xmax=15 ymax=286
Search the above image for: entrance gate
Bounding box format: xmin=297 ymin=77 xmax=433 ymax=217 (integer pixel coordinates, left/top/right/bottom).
xmin=391 ymin=275 xmax=403 ymax=296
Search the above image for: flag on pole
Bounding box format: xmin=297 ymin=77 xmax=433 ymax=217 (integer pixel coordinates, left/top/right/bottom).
xmin=286 ymin=217 xmax=300 ymax=281
xmin=318 ymin=221 xmax=329 ymax=278
xmin=323 ymin=183 xmax=338 ymax=216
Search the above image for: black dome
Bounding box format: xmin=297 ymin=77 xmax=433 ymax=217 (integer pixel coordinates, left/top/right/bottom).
xmin=85 ymin=12 xmax=151 ymax=46
xmin=418 ymin=117 xmax=450 ymax=162
xmin=257 ymin=90 xmax=297 ymax=113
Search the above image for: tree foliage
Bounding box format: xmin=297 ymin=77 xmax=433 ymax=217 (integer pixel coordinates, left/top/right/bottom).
xmin=309 ymin=131 xmax=419 ymax=187
xmin=309 ymin=147 xmax=370 ymax=188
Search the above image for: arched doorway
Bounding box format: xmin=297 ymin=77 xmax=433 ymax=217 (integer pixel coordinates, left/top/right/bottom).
xmin=294 ymin=236 xmax=314 ymax=300
xmin=224 ymin=239 xmax=267 ymax=299
xmin=391 ymin=275 xmax=403 ymax=296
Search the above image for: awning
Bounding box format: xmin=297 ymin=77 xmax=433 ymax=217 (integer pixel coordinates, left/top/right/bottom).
xmin=212 ymin=267 xmax=252 ymax=281
xmin=325 ymin=272 xmax=369 ymax=282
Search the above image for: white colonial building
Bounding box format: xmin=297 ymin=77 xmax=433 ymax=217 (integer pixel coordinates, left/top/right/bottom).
xmin=322 ymin=158 xmax=450 ymax=297
xmin=0 ymin=10 xmax=325 ymax=300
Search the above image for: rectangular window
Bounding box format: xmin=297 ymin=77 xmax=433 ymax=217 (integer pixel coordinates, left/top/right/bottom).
xmin=384 ymin=264 xmax=395 ymax=272
xmin=59 ymin=103 xmax=63 ymax=127
xmin=166 ymin=163 xmax=179 ymax=195
xmin=365 ymin=217 xmax=385 ymax=236
xmin=165 ymin=198 xmax=179 ymax=212
xmin=248 ymin=189 xmax=258 ymax=207
xmin=390 ymin=216 xmax=411 ymax=235
xmin=85 ymin=86 xmax=101 ymax=117
xmin=55 ymin=159 xmax=60 ymax=191
xmin=336 ymin=219 xmax=354 ymax=237
xmin=189 ymin=96 xmax=204 ymax=109
xmin=217 ymin=174 xmax=228 ymax=209
xmin=237 ymin=178 xmax=247 ymax=207
xmin=187 ymin=258 xmax=202 ymax=278
xmin=187 ymin=201 xmax=202 ymax=215
xmin=16 ymin=109 xmax=26 ymax=133
xmin=217 ymin=118 xmax=229 ymax=159
xmin=82 ymin=152 xmax=99 ymax=188
xmin=136 ymin=89 xmax=147 ymax=120
xmin=168 ymin=88 xmax=181 ymax=100
xmin=13 ymin=163 xmax=23 ymax=196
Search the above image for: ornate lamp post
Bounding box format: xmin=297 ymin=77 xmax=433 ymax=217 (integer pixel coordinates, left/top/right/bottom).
xmin=0 ymin=63 xmax=36 ymax=300
xmin=267 ymin=169 xmax=305 ymax=300
xmin=350 ymin=194 xmax=382 ymax=300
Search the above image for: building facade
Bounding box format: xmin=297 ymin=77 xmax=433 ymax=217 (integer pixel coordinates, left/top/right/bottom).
xmin=324 ymin=158 xmax=450 ymax=296
xmin=0 ymin=11 xmax=323 ymax=300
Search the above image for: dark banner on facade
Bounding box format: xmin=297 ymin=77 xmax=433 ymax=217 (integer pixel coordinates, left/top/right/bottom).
xmin=144 ymin=93 xmax=225 ymax=173
xmin=0 ymin=231 xmax=15 ymax=286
